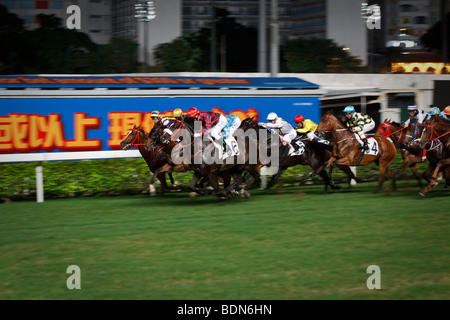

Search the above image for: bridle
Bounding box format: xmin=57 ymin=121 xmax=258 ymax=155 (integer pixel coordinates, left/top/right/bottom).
xmin=130 ymin=128 xmax=146 ymax=147
xmin=420 ymin=123 xmax=450 ymax=150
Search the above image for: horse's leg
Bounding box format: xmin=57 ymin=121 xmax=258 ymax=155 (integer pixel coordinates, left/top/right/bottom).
xmin=387 ymin=166 xmax=396 ymax=192
xmin=208 ymin=173 xmax=223 ymax=199
xmin=422 ymin=163 xmax=435 ymax=184
xmin=267 ymin=167 xmax=286 ymax=189
xmin=189 ymin=173 xmax=202 ymax=197
xmin=317 ymin=169 xmax=332 ymax=194
xmin=149 ymin=172 xmax=157 ymax=196
xmin=156 ymin=171 xmax=169 ymax=195
xmin=326 ymin=157 xmax=336 ymax=168
xmin=337 ymin=164 xmax=360 ymax=185
xmin=419 ymin=159 xmax=450 ymax=196
xmin=396 ymin=154 xmax=423 ymax=187
xmin=240 ymin=167 xmax=261 ymax=198
xmin=374 ymin=161 xmax=389 ymax=194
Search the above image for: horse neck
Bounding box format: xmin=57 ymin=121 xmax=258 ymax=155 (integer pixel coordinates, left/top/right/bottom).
xmin=389 ymin=123 xmax=405 ymax=144
xmin=428 ymin=119 xmax=450 ymax=143
xmin=328 ymin=117 xmax=349 ymax=141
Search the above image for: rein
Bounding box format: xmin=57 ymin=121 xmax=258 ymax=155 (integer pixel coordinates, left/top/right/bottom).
xmin=389 ymin=126 xmax=406 ymax=143
xmin=421 ymin=124 xmax=450 ymax=150
xmin=425 ymin=125 xmax=450 ymax=142
xmin=131 ymin=128 xmax=146 ymax=147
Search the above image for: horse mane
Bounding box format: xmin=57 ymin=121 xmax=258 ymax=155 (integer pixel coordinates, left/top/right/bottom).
xmin=133 ymin=124 xmax=148 ymax=136
xmin=390 ymin=120 xmax=402 ymax=128
xmin=181 ymin=116 xmax=195 ymax=134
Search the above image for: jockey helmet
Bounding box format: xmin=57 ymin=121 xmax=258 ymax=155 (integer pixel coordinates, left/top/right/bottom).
xmin=187 ymin=107 xmax=199 ymax=117
xmin=427 ymin=106 xmax=441 ymax=116
xmin=173 ymin=108 xmax=183 ymax=117
xmin=407 ymin=104 xmax=418 ymax=111
xmin=150 ymin=110 xmax=160 ymax=118
xmin=294 ymin=115 xmax=304 ymax=123
xmin=443 ymin=106 xmax=450 ymax=116
xmin=267 ymin=112 xmax=278 ymax=121
xmin=343 ymin=105 xmax=355 ymax=114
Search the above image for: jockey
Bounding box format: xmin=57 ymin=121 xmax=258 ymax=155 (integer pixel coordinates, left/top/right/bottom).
xmin=259 ymin=112 xmax=298 ymax=150
xmin=150 ymin=110 xmax=161 ymax=123
xmin=443 ymin=106 xmax=450 ymax=117
xmin=427 ymin=106 xmax=449 ymax=120
xmin=221 ymin=114 xmax=242 ymax=140
xmin=403 ymin=104 xmax=429 ymax=126
xmin=294 ymin=114 xmax=329 ymax=145
xmin=186 ymin=107 xmax=228 ymax=142
xmin=172 ymin=108 xmax=185 ymax=121
xmin=343 ymin=105 xmax=375 ymax=151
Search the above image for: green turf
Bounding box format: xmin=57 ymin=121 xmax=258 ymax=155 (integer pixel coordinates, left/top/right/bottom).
xmin=0 ymin=181 xmax=448 ymax=300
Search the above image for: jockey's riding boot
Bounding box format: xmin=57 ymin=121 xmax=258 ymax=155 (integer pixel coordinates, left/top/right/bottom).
xmin=292 ymin=142 xmax=300 ymax=152
xmin=362 ymin=138 xmax=369 ymax=151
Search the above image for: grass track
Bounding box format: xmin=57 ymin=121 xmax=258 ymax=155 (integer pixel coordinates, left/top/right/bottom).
xmin=0 ymin=180 xmax=449 ymax=300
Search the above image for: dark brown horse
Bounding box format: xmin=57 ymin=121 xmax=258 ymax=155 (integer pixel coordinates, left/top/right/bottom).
xmin=315 ymin=111 xmax=397 ymax=193
xmin=377 ymin=120 xmax=430 ymax=186
xmin=120 ymin=125 xmax=188 ymax=195
xmin=239 ymin=117 xmax=359 ymax=194
xmin=413 ymin=116 xmax=450 ymax=196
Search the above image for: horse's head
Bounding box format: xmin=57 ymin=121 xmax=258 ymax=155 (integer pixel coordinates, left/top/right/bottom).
xmin=415 ymin=115 xmax=450 ymax=150
xmin=377 ymin=120 xmax=406 ymax=145
xmin=315 ymin=111 xmax=340 ymax=137
xmin=120 ymin=125 xmax=147 ymax=150
xmin=160 ymin=120 xmax=186 ymax=146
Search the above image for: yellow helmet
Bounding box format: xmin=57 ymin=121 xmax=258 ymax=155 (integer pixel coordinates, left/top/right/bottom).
xmin=173 ymin=108 xmax=183 ymax=117
xmin=150 ymin=110 xmax=160 ymax=119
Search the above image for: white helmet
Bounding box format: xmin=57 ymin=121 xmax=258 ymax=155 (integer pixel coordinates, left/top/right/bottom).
xmin=267 ymin=112 xmax=278 ymax=121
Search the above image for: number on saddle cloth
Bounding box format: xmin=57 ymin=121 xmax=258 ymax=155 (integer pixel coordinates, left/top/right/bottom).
xmin=364 ymin=137 xmax=379 ymax=155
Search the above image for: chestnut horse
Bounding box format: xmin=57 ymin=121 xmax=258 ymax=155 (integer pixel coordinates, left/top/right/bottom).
xmin=413 ymin=116 xmax=450 ymax=196
xmin=377 ymin=120 xmax=430 ymax=186
xmin=120 ymin=125 xmax=187 ymax=195
xmin=315 ymin=111 xmax=397 ymax=193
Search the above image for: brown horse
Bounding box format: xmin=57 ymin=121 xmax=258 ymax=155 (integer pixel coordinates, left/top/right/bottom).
xmin=377 ymin=120 xmax=429 ymax=186
xmin=413 ymin=116 xmax=450 ymax=196
xmin=315 ymin=111 xmax=397 ymax=193
xmin=120 ymin=125 xmax=188 ymax=195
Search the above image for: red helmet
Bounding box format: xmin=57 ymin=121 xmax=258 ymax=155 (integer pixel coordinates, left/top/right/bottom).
xmin=187 ymin=107 xmax=199 ymax=117
xmin=294 ymin=115 xmax=304 ymax=123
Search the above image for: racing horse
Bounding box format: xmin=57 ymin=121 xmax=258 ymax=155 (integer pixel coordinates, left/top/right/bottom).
xmin=239 ymin=117 xmax=359 ymax=194
xmin=412 ymin=116 xmax=450 ymax=196
xmin=377 ymin=120 xmax=430 ymax=186
xmin=158 ymin=116 xmax=263 ymax=199
xmin=120 ymin=125 xmax=187 ymax=195
xmin=315 ymin=111 xmax=397 ymax=193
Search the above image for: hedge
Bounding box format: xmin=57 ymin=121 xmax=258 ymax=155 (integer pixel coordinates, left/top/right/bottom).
xmin=0 ymin=152 xmax=429 ymax=202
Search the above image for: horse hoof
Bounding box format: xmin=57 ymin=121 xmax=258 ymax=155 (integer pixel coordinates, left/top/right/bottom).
xmin=189 ymin=192 xmax=198 ymax=198
xmin=419 ymin=191 xmax=426 ymax=197
xmin=240 ymin=190 xmax=250 ymax=198
xmin=149 ymin=185 xmax=156 ymax=196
